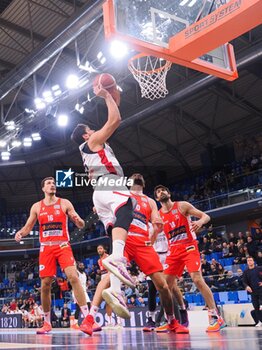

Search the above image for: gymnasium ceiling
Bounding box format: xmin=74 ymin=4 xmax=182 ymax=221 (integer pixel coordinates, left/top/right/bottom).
xmin=0 ymin=0 xmax=261 ymax=208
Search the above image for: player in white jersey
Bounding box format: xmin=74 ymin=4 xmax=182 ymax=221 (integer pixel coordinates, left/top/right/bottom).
xmin=144 ymin=227 xmax=189 ymax=332
xmin=143 ymin=227 xmax=169 ymax=331
xmin=71 ymin=262 xmax=91 ymax=329
xmin=71 ymin=83 xmax=135 ymax=330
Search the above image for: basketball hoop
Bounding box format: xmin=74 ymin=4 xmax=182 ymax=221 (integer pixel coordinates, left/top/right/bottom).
xmin=128 ymin=54 xmax=172 ymax=100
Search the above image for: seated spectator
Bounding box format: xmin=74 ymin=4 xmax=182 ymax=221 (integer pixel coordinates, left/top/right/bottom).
xmin=124 ymin=285 xmax=134 ymax=298
xmin=60 ymin=303 xmax=71 ymax=327
xmin=225 ymin=271 xmax=240 ymax=291
xmin=201 ymin=256 xmax=211 ymax=276
xmin=238 ymin=231 xmax=246 ymax=243
xmin=200 ymin=237 xmax=212 ymax=255
xmin=222 ymin=242 xmax=230 ymax=258
xmin=128 ymin=296 xmax=136 ymax=308
xmin=228 ymin=232 xmax=237 ymax=244
xmin=246 ymin=236 xmax=258 ymax=259
xmin=228 ymin=241 xmax=238 ymax=257
xmin=9 ymin=299 xmax=17 ymax=312
xmin=236 ymin=268 xmax=245 ymax=289
xmin=256 ymin=251 xmax=262 ymax=266
xmin=136 ymin=297 xmax=146 ymax=307
xmin=233 ymin=247 xmax=248 ymax=265
xmin=237 ymin=238 xmax=245 ymax=250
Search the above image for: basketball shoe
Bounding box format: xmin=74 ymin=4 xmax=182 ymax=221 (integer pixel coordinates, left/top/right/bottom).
xmin=206 ymin=310 xmax=220 ymax=332
xmin=80 ymin=314 xmax=94 ymax=336
xmin=180 ymin=309 xmax=189 ymax=327
xmin=143 ymin=317 xmax=156 ymax=332
xmin=102 ymin=256 xmax=135 ymax=288
xmin=169 ymin=319 xmax=189 ymax=334
xmin=102 ymin=288 xmax=130 ymax=319
xmin=36 ymin=321 xmax=52 ymax=334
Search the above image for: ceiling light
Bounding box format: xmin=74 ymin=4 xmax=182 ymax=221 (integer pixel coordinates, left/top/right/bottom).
xmin=0 ymin=140 xmax=7 ymax=147
xmin=32 ymin=133 xmax=41 ymax=141
xmin=57 ymin=114 xmax=68 ymax=127
xmin=1 ymin=151 xmax=10 ymax=161
xmin=52 ymin=84 xmax=60 ymax=91
xmin=110 ymin=40 xmax=128 ymax=59
xmin=23 ymin=137 xmax=32 ymax=147
xmin=11 ymin=140 xmax=22 ymax=148
xmin=34 ymin=97 xmax=46 ymax=110
xmin=66 ymin=74 xmax=79 ymax=89
xmin=5 ymin=121 xmax=15 ymax=131
xmin=42 ymin=90 xmax=54 ymax=103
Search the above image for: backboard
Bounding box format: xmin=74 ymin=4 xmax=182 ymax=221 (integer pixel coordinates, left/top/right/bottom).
xmin=103 ymin=0 xmax=262 ymax=81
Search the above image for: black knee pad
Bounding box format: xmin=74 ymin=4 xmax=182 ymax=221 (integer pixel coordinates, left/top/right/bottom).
xmin=114 ymin=197 xmax=134 ymax=231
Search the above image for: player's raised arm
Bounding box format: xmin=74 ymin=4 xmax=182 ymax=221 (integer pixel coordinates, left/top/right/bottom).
xmin=15 ymin=203 xmax=38 ymax=241
xmin=63 ymin=199 xmax=85 ymax=229
xmin=88 ymin=83 xmax=121 ymax=151
xmin=180 ymin=201 xmax=210 ymax=233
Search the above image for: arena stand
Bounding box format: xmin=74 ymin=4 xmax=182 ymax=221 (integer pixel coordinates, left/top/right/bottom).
xmin=0 ymin=161 xmax=262 ymax=327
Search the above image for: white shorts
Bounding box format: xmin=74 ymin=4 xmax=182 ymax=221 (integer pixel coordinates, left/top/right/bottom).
xmin=93 ymin=174 xmax=131 ymax=231
xmin=158 ymin=252 xmax=167 ymax=269
xmin=101 ymin=272 xmax=109 ymax=280
xmin=73 ymin=291 xmax=90 ymax=304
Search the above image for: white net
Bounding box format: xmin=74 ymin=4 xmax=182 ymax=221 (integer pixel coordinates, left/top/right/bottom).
xmin=128 ymin=54 xmax=172 ymax=100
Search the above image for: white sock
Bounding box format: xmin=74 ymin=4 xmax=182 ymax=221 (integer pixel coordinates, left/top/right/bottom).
xmin=80 ymin=305 xmax=89 ymax=317
xmin=44 ymin=311 xmax=51 ymax=324
xmin=109 ymin=274 xmax=122 ymax=293
xmin=149 ymin=311 xmax=156 ymax=321
xmin=112 ymin=239 xmax=125 ymax=258
xmin=90 ymin=305 xmax=99 ymax=318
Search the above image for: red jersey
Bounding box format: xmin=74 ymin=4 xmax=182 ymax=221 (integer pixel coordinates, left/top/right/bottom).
xmin=159 ymin=202 xmax=197 ymax=246
xmin=98 ymin=253 xmax=109 ymax=274
xmin=128 ymin=193 xmax=151 ymax=238
xmin=38 ymin=198 xmax=69 ymax=243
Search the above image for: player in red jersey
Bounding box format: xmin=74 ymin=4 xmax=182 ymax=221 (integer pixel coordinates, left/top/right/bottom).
xmin=15 ymin=177 xmax=93 ymax=335
xmin=98 ymin=174 xmax=188 ymax=333
xmin=154 ymin=185 xmax=226 ymax=332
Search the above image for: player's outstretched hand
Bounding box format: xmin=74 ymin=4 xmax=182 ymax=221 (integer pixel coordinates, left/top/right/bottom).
xmin=93 ymin=85 xmax=110 ymax=99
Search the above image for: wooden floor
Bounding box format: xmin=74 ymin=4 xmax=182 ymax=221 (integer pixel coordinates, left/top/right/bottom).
xmin=0 ymin=327 xmax=261 ymax=350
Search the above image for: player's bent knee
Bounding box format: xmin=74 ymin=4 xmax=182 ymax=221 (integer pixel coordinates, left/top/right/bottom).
xmin=114 ymin=197 xmax=134 ymax=231
xmin=67 ymin=274 xmax=79 ymax=285
xmin=192 ymin=275 xmax=203 ymax=286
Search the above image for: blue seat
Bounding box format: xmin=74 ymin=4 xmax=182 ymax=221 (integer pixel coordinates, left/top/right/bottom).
xmin=213 ymin=292 xmax=220 ymax=303
xmin=218 ymin=292 xmax=228 ymax=304
xmin=238 ymin=290 xmax=249 ymax=303
xmin=192 ymin=293 xmax=204 ymax=305
xmin=228 ymin=291 xmax=238 ymax=303
xmin=184 ymin=294 xmax=194 ymax=303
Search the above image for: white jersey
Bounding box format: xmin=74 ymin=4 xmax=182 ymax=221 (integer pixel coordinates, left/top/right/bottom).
xmin=72 ymin=271 xmax=90 ymax=303
xmin=79 ymin=142 xmax=124 ymax=180
xmin=153 ymin=231 xmax=168 ymax=254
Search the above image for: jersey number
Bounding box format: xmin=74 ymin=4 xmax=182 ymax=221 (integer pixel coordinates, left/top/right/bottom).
xmin=48 ymin=215 xmax=54 ymax=221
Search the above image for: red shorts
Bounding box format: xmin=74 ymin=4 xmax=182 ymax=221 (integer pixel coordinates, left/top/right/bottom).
xmin=39 ymin=243 xmax=75 ymax=278
xmin=164 ymin=241 xmax=201 ymax=277
xmin=124 ymin=235 xmax=163 ymax=276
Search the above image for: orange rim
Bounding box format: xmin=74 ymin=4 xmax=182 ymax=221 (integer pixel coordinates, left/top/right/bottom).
xmin=128 ymin=53 xmax=172 ymax=75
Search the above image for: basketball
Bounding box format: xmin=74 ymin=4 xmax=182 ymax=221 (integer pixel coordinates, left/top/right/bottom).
xmin=93 ymin=73 xmax=117 ymax=93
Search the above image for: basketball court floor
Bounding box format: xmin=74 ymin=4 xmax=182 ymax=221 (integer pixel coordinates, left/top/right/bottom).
xmin=0 ymin=327 xmax=261 ymax=350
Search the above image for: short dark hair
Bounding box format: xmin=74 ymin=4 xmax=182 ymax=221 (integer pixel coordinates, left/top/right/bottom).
xmin=71 ymin=124 xmax=89 ymax=145
xmin=41 ymin=177 xmax=55 ymax=188
xmin=97 ymin=244 xmax=106 ymax=251
xmin=154 ymin=184 xmax=171 ymax=199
